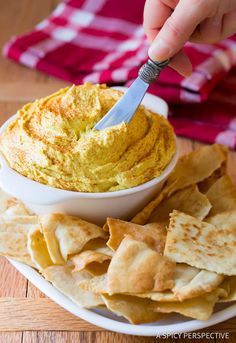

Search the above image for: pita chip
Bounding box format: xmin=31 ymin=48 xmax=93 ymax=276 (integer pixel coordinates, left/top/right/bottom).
xmin=164 ymin=210 xmax=236 ymax=275
xmin=3 ymin=202 xmax=30 ymax=216
xmin=132 ymin=144 xmax=227 ymax=224
xmin=40 ymin=214 xmax=106 ymax=264
xmin=206 ymin=175 xmax=236 ymax=216
xmin=0 ymin=189 xmax=19 ymax=213
xmin=134 ymin=291 xmax=178 ymax=302
xmin=107 ymin=236 xmax=175 ymax=294
xmin=135 ymin=264 xmax=223 ymax=302
xmin=149 ymin=185 xmax=211 ymax=225
xmin=106 ymin=218 xmax=166 ymax=254
xmin=131 ymin=187 xmax=168 ymax=225
xmin=42 ymin=265 xmax=103 ymax=308
xmin=151 ymin=288 xmax=224 ymax=320
xmin=172 ymin=264 xmax=199 ymax=289
xmin=198 ymin=163 xmax=226 ymax=193
xmin=166 ymin=144 xmax=227 ymax=194
xmin=0 ymin=187 xmax=31 ymax=215
xmin=81 ymin=238 xmax=113 ymax=257
xmin=80 ymin=237 xmax=175 ymax=294
xmin=79 ymin=274 xmax=178 ymax=302
xmin=206 ymin=210 xmax=236 ymax=228
xmin=132 ymin=264 xmax=198 ymax=302
xmin=173 ymin=267 xmax=224 ymax=301
xmin=72 ymin=250 xmax=111 ymax=276
xmin=101 ymin=294 xmax=165 ymax=324
xmin=28 ymin=227 xmax=53 ymax=270
xmin=0 ymin=215 xmax=38 ymax=266
xmin=218 ymin=276 xmax=236 ymax=302
xmin=78 ymin=274 xmax=108 ymax=293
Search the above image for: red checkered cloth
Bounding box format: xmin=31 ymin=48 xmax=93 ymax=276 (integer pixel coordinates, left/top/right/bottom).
xmin=3 ymin=0 xmax=236 ymax=149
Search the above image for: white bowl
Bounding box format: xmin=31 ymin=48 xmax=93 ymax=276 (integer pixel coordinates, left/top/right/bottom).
xmin=0 ymin=87 xmax=177 ymax=225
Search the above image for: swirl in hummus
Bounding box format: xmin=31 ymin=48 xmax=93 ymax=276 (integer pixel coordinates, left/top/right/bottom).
xmin=0 ymin=83 xmax=176 ymax=192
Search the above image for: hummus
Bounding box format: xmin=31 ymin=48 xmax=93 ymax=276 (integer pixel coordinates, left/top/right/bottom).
xmin=0 ymin=83 xmax=176 ymax=192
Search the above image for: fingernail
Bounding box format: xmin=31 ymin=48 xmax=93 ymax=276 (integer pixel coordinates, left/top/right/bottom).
xmin=148 ymin=38 xmax=171 ymax=62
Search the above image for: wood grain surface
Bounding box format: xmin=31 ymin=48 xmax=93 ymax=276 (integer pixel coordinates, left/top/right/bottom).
xmin=0 ymin=1 xmax=236 ymax=342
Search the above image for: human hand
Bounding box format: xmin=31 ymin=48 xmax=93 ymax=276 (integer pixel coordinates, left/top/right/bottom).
xmin=144 ymin=0 xmax=236 ymax=76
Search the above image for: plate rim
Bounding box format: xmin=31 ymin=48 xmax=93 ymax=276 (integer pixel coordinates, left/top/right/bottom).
xmin=9 ymin=259 xmax=236 ymax=336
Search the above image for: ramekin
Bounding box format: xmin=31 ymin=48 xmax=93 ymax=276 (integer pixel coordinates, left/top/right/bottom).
xmin=0 ymin=87 xmax=178 ymax=225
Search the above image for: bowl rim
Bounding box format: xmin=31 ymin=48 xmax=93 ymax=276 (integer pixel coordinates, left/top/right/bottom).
xmin=0 ymin=88 xmax=178 ymax=201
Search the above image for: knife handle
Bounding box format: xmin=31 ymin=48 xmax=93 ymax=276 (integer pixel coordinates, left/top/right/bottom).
xmin=138 ymin=58 xmax=169 ymax=84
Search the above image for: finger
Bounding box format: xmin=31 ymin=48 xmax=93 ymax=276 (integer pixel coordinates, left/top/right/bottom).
xmin=191 ymin=14 xmax=223 ymax=44
xmin=169 ymin=49 xmax=192 ymax=76
xmin=221 ymin=9 xmax=236 ymax=39
xmin=161 ymin=0 xmax=180 ymax=10
xmin=148 ymin=0 xmax=211 ymax=61
xmin=143 ymin=0 xmax=172 ymax=42
xmin=162 ymin=0 xmax=180 ymax=10
xmin=191 ymin=10 xmax=236 ymax=44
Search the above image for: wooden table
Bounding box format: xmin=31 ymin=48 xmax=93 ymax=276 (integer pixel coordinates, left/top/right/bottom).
xmin=0 ymin=1 xmax=236 ymax=342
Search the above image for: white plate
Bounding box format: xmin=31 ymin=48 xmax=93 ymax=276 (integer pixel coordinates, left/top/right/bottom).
xmin=3 ymin=87 xmax=236 ymax=335
xmin=9 ymin=259 xmax=236 ymax=336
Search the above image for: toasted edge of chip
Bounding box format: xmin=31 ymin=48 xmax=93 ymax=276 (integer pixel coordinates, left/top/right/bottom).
xmin=217 ymin=276 xmax=236 ymax=303
xmin=101 ymin=294 xmax=165 ymax=324
xmin=72 ymin=250 xmax=111 ymax=276
xmin=133 ymin=291 xmax=178 ymax=302
xmin=40 ymin=215 xmax=65 ymax=265
xmin=151 ymin=288 xmax=225 ymax=320
xmin=27 ymin=226 xmax=53 ymax=270
xmin=131 ymin=187 xmax=168 ymax=225
xmin=106 ymin=218 xmax=166 ymax=254
xmin=206 ymin=175 xmax=236 ymax=216
xmin=198 ymin=163 xmax=226 ymax=193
